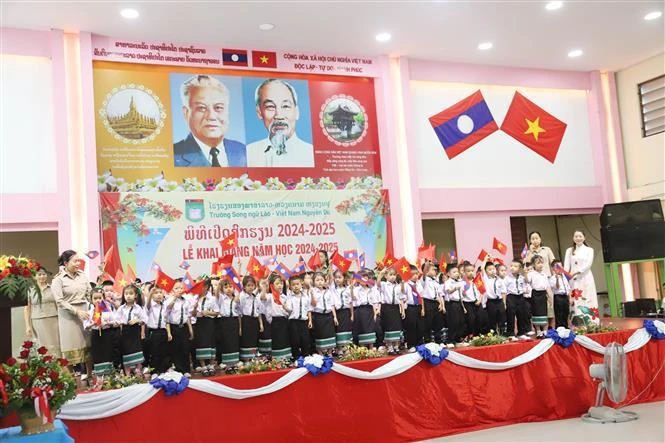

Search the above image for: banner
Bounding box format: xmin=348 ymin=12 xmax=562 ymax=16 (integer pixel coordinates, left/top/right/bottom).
xmin=100 ymin=190 xmax=390 ymax=280
xmin=92 ymin=35 xmax=379 ymax=77
xmin=94 ymin=61 xmax=381 ymax=190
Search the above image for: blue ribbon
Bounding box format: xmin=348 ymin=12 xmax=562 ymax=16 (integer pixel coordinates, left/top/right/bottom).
xmin=545 ymin=328 xmax=576 ymax=348
xmin=296 ymin=356 xmax=334 ymax=375
xmin=150 ymin=375 xmax=189 ymax=396
xmin=416 ymin=344 xmax=449 ymax=365
xmin=644 ymin=320 xmax=665 ymax=340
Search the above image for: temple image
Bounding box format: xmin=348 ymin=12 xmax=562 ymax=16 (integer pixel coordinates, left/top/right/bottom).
xmin=107 ymin=96 xmax=158 ymax=139
xmin=324 ymin=102 xmax=364 ymax=141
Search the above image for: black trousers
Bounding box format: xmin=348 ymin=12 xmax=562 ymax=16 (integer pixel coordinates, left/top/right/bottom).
xmin=445 ymin=300 xmax=466 ymax=343
xmin=554 ymin=294 xmax=570 ymax=328
xmin=146 ymin=328 xmax=169 ymax=374
xmin=289 ymin=319 xmax=311 ymax=358
xmin=169 ymin=324 xmax=190 ymax=374
xmin=486 ymin=299 xmax=507 ymax=334
xmin=403 ymin=305 xmax=425 ymax=348
xmin=423 ymin=299 xmax=444 ymax=343
xmin=463 ymin=302 xmax=479 ymax=336
xmin=107 ymin=327 xmax=122 ymax=369
xmin=506 ymin=294 xmax=525 ymax=336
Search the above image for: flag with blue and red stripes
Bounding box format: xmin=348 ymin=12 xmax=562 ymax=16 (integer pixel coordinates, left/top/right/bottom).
xmin=179 ymin=260 xmax=190 ymax=270
xmin=358 ymin=253 xmax=366 ymax=269
xmin=554 ymin=263 xmax=574 ymax=281
xmin=263 ymin=255 xmax=278 ymax=266
xmin=291 ymin=260 xmax=306 ymax=276
xmin=221 ymin=48 xmax=248 ymax=67
xmin=344 ymin=249 xmax=359 ymax=262
xmin=275 ymin=262 xmax=292 ymax=279
xmin=449 ymin=250 xmax=458 ymax=263
xmin=220 ymin=266 xmax=243 ymax=292
xmin=429 ymin=90 xmax=498 ymax=160
xmin=182 ymin=272 xmax=195 ymax=290
xmin=520 ymin=243 xmax=529 ymax=260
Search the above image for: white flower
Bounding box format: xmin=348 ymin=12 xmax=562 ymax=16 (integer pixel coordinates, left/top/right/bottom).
xmin=654 ymin=320 xmax=665 ymax=334
xmin=159 ymin=370 xmax=184 ymax=382
xmin=424 ymin=342 xmax=443 ymax=354
xmin=556 ymin=327 xmax=571 ymax=338
xmin=303 ymin=354 xmax=324 ymax=368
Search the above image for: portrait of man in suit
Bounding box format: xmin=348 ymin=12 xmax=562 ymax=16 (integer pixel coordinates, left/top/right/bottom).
xmin=173 ymin=75 xmax=246 ymax=167
xmin=246 ymin=79 xmax=314 ymax=168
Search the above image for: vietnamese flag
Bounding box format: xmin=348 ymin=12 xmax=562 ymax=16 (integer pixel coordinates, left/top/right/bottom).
xmin=500 ymin=91 xmax=567 ymax=163
xmin=78 ymin=259 xmax=86 ymax=272
xmin=126 ymin=264 xmax=137 ymax=285
xmin=417 ymin=243 xmax=436 ymax=262
xmin=492 ymin=237 xmax=508 ymax=255
xmin=252 ymin=50 xmax=277 ymax=69
xmin=477 ymin=249 xmax=490 ymax=262
xmin=382 ymin=252 xmax=397 ymax=268
xmin=189 ymin=279 xmax=206 ymax=296
xmin=247 ymin=256 xmax=266 ymax=279
xmin=93 ymin=301 xmax=107 ymax=326
xmin=307 ymin=250 xmax=322 ymax=271
xmin=330 ymin=251 xmax=352 ymax=273
xmin=220 ymin=232 xmax=238 ymax=253
xmin=473 ymin=272 xmax=487 ymax=295
xmin=439 ymin=254 xmax=448 ymax=272
xmin=113 ymin=269 xmax=127 ymax=294
xmin=155 ymin=270 xmax=175 ymax=292
xmin=393 ymin=257 xmax=413 ymax=282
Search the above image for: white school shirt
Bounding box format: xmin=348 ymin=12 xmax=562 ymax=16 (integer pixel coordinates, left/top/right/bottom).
xmin=183 ymin=294 xmax=199 ymax=324
xmin=145 ymin=300 xmax=167 ymax=329
xmin=285 ymin=293 xmax=311 ymax=320
xmin=353 ymin=285 xmax=380 ymax=307
xmin=444 ymin=279 xmax=465 ymax=302
xmin=239 ymin=291 xmax=261 ymax=318
xmin=418 ymin=277 xmax=440 ymax=301
xmin=462 ymin=281 xmax=480 ymax=303
xmin=403 ymin=281 xmax=420 ymax=306
xmin=483 ymin=275 xmax=506 ymax=300
xmin=264 ymin=295 xmax=289 ymax=318
xmin=165 ymin=296 xmax=191 ymax=325
xmin=332 ymin=284 xmax=352 ymax=310
xmin=528 ymin=270 xmax=550 ymax=291
xmin=195 ymin=292 xmax=220 ymax=318
xmin=549 ymin=274 xmax=571 ymax=296
xmin=504 ymin=274 xmax=525 ymax=295
xmin=82 ymin=302 xmax=116 ymax=330
xmin=116 ymin=304 xmax=147 ymax=325
xmin=310 ymin=287 xmax=335 ymax=314
xmin=380 ymin=281 xmax=406 ymax=305
xmin=218 ymin=295 xmax=240 ymax=317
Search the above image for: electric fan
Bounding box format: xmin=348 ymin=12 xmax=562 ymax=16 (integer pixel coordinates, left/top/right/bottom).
xmin=582 ymin=342 xmax=639 ymax=423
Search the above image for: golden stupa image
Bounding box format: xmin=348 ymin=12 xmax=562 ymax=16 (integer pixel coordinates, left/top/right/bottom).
xmin=107 ymin=96 xmax=158 ymax=140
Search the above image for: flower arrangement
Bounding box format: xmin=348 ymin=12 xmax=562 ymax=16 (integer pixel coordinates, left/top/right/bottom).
xmin=0 ymin=341 xmax=76 ymax=427
xmin=101 ymin=192 xmax=182 ymax=235
xmin=573 ymin=323 xmax=619 ymax=335
xmin=469 ymin=330 xmax=508 ymax=347
xmin=237 ymin=357 xmax=290 ymax=374
xmin=0 ymin=255 xmax=42 ymax=301
xmin=416 ymin=343 xmax=449 ymax=365
xmin=97 ymin=369 xmax=147 ymax=391
xmin=336 ymin=344 xmax=387 ymax=362
xmin=545 ymin=327 xmax=577 ymax=348
xmin=296 ymin=354 xmax=334 ymax=375
xmin=97 ymin=171 xmax=383 ymax=193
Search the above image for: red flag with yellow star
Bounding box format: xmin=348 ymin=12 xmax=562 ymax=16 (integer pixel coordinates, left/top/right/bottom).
xmin=393 ymin=257 xmax=413 ymax=282
xmin=247 ymin=256 xmax=267 ymax=279
xmin=252 ymin=50 xmax=277 ymax=69
xmin=155 ymin=270 xmax=175 ymax=293
xmin=220 ymin=232 xmax=238 ymax=253
xmin=500 ymin=91 xmax=567 ymax=163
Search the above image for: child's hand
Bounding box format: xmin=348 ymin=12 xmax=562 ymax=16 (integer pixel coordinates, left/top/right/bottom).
xmin=167 ymin=333 xmax=173 ymax=342
xmin=401 ymin=311 xmax=406 ymax=320
xmin=239 ymin=329 xmax=242 ymax=337
xmin=259 ymin=324 xmax=264 ymax=333
xmin=475 ymin=300 xmax=481 ymax=306
xmin=420 ymin=308 xmax=425 ymax=317
xmin=350 ymin=315 xmax=354 ymax=322
xmin=307 ymin=320 xmax=313 ymax=329
xmin=334 ymin=317 xmax=339 ymax=326
xmin=438 ymin=303 xmax=445 ymax=313
xmin=140 ymin=332 xmax=145 ymax=340
xmin=189 ymin=330 xmax=194 ymax=340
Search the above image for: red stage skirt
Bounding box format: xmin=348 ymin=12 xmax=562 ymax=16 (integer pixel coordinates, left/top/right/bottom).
xmin=6 ymin=329 xmax=665 ymax=442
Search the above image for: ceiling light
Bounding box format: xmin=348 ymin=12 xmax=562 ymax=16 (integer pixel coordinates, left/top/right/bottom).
xmin=478 ymin=42 xmax=493 ymax=50
xmin=644 ymin=11 xmax=662 ymax=21
xmin=568 ymin=49 xmax=583 ymax=58
xmin=545 ymin=1 xmax=563 ymax=11
xmin=258 ymin=23 xmax=275 ymax=31
xmin=375 ymin=32 xmax=391 ymax=42
xmin=120 ymin=8 xmax=139 ymax=19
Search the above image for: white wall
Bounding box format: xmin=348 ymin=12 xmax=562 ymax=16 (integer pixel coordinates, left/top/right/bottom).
xmin=410 ymin=81 xmax=595 ymax=189
xmin=615 ymin=53 xmax=665 ymax=202
xmin=0 ymin=54 xmax=57 ymax=194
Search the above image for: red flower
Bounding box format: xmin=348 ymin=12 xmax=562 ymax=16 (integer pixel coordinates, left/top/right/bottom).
xmin=20 ymin=363 xmax=28 ymax=371
xmin=56 ymin=383 xmax=64 ymax=390
xmin=36 ymin=367 xmax=47 ymax=377
xmin=590 ymin=308 xmax=600 ymax=320
xmin=58 ymin=358 xmax=69 ymax=367
xmin=22 ymin=341 xmax=34 ymax=349
xmin=49 ymin=371 xmax=59 ymax=381
xmin=22 ymin=388 xmax=31 ymax=398
xmin=37 ymin=346 xmax=48 ymax=355
xmin=43 ymin=355 xmax=53 ymax=363
xmin=6 ymin=357 xmax=16 ymax=366
xmin=19 ymin=375 xmax=30 ymax=385
xmin=22 ymin=268 xmax=32 ymax=277
xmin=19 ymin=350 xmax=29 ymax=359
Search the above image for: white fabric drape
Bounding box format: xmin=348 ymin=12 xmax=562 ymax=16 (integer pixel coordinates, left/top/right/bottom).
xmin=58 ymin=328 xmax=657 ymax=420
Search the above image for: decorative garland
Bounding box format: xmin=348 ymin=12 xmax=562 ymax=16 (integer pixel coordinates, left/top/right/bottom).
xmin=58 ymin=323 xmax=662 ymax=421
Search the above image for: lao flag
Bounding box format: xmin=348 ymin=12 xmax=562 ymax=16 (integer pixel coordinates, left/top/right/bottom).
xmin=263 ymin=255 xmax=278 ymax=266
xmin=554 ymin=263 xmax=574 ymax=281
xmin=429 ymin=90 xmax=498 ymax=160
xmin=179 ymin=260 xmax=190 ymax=270
xmin=291 ymin=261 xmax=306 ymax=276
xmin=221 ymin=266 xmax=243 ymax=292
xmin=449 ymin=250 xmax=458 ymax=263
xmin=358 ymin=253 xmax=366 ymax=269
xmin=492 ymin=237 xmax=508 ymax=255
xmin=222 ymin=49 xmax=248 ymax=67
xmin=344 ymin=249 xmax=359 ymax=262
xmin=275 ymin=263 xmax=292 ymax=280
xmin=500 ymin=91 xmax=567 ymax=163
xmin=182 ymin=272 xmax=195 ymax=290
xmin=352 ymin=273 xmax=369 ymax=285
xmin=520 ymin=243 xmax=529 ymax=260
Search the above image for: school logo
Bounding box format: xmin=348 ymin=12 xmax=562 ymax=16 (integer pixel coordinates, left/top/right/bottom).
xmin=185 ymin=199 xmax=205 ymax=222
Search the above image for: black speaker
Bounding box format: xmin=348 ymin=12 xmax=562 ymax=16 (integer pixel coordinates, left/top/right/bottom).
xmin=600 ymin=200 xmax=665 ymax=263
xmin=600 ymin=199 xmax=663 ymax=228
xmin=622 ymin=301 xmax=639 ymax=317
xmin=635 ymin=298 xmax=657 ymax=315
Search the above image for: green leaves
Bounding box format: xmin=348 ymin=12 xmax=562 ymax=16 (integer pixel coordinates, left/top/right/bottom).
xmin=0 ymin=275 xmax=40 ymax=301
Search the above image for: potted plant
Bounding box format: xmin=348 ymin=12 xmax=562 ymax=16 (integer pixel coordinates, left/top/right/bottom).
xmin=0 ymin=341 xmax=76 ymax=435
xmin=0 ymin=255 xmax=43 ymax=307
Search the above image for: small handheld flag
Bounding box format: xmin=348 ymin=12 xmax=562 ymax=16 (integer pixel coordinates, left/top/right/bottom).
xmin=330 ymin=251 xmax=352 ymax=273
xmin=263 ymin=255 xmax=278 ymax=266
xmin=220 ymin=266 xmax=243 ymax=292
xmin=247 ymin=256 xmax=267 ymax=279
xmin=382 ymin=252 xmax=397 ymax=268
xmin=352 ymin=273 xmax=370 ymax=285
xmin=358 ymin=253 xmax=366 ymax=269
xmin=182 ymin=272 xmax=195 ymax=290
xmin=473 ymin=272 xmax=486 ymax=295
xmin=520 ymin=243 xmax=529 ymax=260
xmin=179 ymin=260 xmax=191 ymax=270
xmin=85 ymin=250 xmax=99 ymax=260
xmin=449 ymin=250 xmax=458 ymax=263
xmin=344 ymin=249 xmax=359 ymax=262
xmin=113 ymin=269 xmax=127 ymax=294
xmin=478 ymin=249 xmax=490 ymax=262
xmin=291 ymin=260 xmax=306 ymax=276
xmin=78 ymin=259 xmax=86 ymax=272
xmin=393 ymin=257 xmax=413 ymax=282
xmin=492 ymin=237 xmax=508 ymax=255
xmin=155 ymin=270 xmax=176 ymax=292
xmin=307 ymin=250 xmax=322 ymax=271
xmin=554 ymin=263 xmax=574 ymax=281
xmin=270 ymin=284 xmax=283 ymax=305
xmin=417 ymin=244 xmax=436 ymax=262
xmin=275 ymin=263 xmax=292 ymax=280
xmin=220 ymin=232 xmax=238 ymax=253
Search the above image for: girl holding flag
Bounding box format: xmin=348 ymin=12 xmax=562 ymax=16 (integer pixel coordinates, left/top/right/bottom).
xmin=351 ymin=271 xmax=380 ymax=349
xmin=83 ymin=287 xmax=116 ymax=377
xmin=264 ymin=274 xmax=292 ymax=361
xmin=116 ymin=284 xmax=147 ymax=376
xmin=309 ymin=272 xmax=338 ymax=355
xmin=403 ymin=264 xmax=425 ymax=350
xmin=218 ymin=279 xmax=241 ymax=373
xmin=378 ymin=267 xmax=406 ymax=355
xmin=332 ymin=270 xmax=353 ymax=352
xmin=239 ymin=276 xmax=264 ymax=362
xmin=192 ymin=279 xmax=219 ymax=376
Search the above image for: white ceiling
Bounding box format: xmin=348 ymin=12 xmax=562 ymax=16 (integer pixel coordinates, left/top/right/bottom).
xmin=1 ymin=1 xmax=664 ymax=72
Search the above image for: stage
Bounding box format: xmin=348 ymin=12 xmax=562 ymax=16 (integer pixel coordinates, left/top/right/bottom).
xmin=43 ymin=328 xmax=665 ymax=442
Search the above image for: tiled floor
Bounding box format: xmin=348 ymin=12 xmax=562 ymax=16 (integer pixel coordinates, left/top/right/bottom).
xmin=423 ymin=401 xmax=664 ymax=443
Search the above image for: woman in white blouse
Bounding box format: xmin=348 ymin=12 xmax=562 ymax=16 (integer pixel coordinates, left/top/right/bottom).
xmin=564 ymin=230 xmax=599 ymax=325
